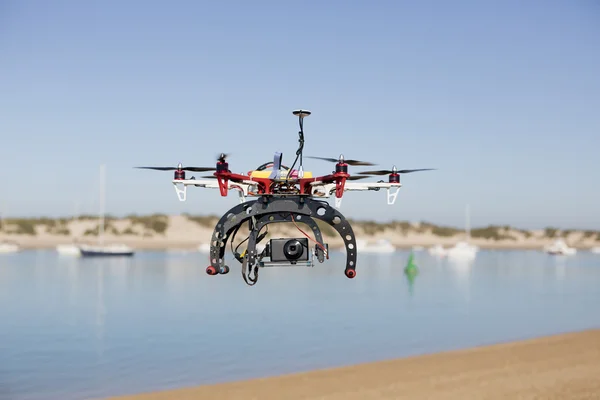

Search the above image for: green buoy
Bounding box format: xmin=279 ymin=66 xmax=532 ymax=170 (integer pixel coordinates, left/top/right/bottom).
xmin=404 ymin=252 xmax=418 ymax=295
xmin=404 ymin=252 xmax=418 ymax=277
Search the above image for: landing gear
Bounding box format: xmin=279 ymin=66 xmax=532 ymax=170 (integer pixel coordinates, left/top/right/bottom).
xmin=206 ymin=265 xmax=230 ymax=275
xmin=206 ymin=266 xmax=218 ymax=275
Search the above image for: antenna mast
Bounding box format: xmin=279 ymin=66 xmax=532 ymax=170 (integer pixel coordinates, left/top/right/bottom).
xmin=290 ymin=109 xmax=311 ymax=180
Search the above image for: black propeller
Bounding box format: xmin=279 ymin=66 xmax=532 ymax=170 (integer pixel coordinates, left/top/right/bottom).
xmin=135 ymin=163 xmax=216 ymax=172
xmin=307 ymin=154 xmax=377 ymax=166
xmin=358 ymin=166 xmax=436 ymax=175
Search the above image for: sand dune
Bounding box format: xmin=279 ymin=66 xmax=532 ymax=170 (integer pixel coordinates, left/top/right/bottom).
xmin=108 ymin=329 xmax=600 ymax=400
xmin=1 ymin=214 xmax=599 ymax=251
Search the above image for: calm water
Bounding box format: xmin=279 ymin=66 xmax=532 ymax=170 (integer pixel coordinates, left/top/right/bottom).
xmin=1 ymin=249 xmax=599 ymax=400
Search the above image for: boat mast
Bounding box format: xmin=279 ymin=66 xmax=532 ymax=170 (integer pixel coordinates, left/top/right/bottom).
xmin=72 ymin=200 xmax=79 ymax=242
xmin=99 ymin=164 xmax=105 ymax=246
xmin=465 ymin=203 xmax=471 ymax=241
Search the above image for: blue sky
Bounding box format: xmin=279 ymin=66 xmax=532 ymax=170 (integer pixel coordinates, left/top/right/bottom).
xmin=1 ymin=0 xmax=598 ymax=229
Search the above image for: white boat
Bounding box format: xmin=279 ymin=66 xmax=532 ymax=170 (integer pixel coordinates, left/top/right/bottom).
xmin=356 ymin=239 xmax=396 ymax=253
xmin=591 ymin=247 xmax=600 ymax=254
xmin=446 ymin=241 xmax=478 ymax=260
xmin=56 ymin=243 xmax=81 ymax=256
xmin=428 ymin=244 xmax=447 ymax=257
xmin=80 ymin=165 xmax=135 ymax=258
xmin=0 ymin=209 xmax=20 ymax=253
xmin=56 ymin=202 xmax=82 ymax=256
xmin=446 ymin=204 xmax=478 ymax=261
xmin=0 ymin=240 xmax=20 ymax=253
xmin=544 ymin=239 xmax=576 ymax=256
xmin=198 ymin=243 xmax=211 ymax=252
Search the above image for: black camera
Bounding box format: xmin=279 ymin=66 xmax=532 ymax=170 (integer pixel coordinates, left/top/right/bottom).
xmin=267 ymin=238 xmax=309 ymax=264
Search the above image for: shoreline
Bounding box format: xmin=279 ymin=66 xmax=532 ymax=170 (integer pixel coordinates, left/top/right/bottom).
xmin=108 ymin=329 xmax=600 ymax=399
xmin=2 ymin=214 xmax=599 ymax=251
xmin=0 ymin=236 xmax=595 ymax=251
xmin=2 ymin=236 xmax=599 ymax=252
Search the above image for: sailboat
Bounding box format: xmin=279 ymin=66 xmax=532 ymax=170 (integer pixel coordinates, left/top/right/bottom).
xmin=79 ymin=165 xmax=135 ymax=257
xmin=544 ymin=239 xmax=576 ymax=256
xmin=0 ymin=240 xmax=20 ymax=253
xmin=0 ymin=206 xmax=21 ymax=253
xmin=356 ymin=238 xmax=396 ymax=253
xmin=446 ymin=204 xmax=478 ymax=261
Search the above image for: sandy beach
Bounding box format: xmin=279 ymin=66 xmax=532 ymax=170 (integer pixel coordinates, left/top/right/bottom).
xmin=108 ymin=329 xmax=600 ymax=400
xmin=2 ymin=214 xmax=599 ymax=251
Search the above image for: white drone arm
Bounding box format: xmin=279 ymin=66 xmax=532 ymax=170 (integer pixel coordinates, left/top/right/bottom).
xmin=309 ymin=181 xmax=402 ymax=208
xmin=172 ymin=179 xmax=257 ymax=203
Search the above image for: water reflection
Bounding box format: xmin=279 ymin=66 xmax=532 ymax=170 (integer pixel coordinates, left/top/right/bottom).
xmin=2 ymin=249 xmax=600 ymax=400
xmin=446 ymin=255 xmax=474 ymax=279
xmin=96 ymin=265 xmax=106 ymax=359
xmin=446 ymin=255 xmax=474 ymax=303
xmin=552 ymin=256 xmax=567 ymax=282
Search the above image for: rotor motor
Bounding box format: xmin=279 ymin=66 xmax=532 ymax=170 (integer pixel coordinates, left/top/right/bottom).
xmin=174 ymin=169 xmax=185 ymax=180
xmin=335 ymin=163 xmax=348 ymax=174
xmin=216 ymin=161 xmax=229 ymax=173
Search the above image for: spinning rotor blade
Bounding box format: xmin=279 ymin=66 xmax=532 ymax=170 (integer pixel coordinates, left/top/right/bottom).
xmin=358 ymin=168 xmax=436 ymax=175
xmin=135 ymin=166 xmax=216 ymax=172
xmin=306 ymin=156 xmax=376 ymax=166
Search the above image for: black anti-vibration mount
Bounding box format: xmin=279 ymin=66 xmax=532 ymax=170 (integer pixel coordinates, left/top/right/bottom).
xmin=206 ymin=195 xmax=358 ymax=286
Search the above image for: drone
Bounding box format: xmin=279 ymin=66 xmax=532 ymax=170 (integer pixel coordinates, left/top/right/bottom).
xmin=136 ymin=110 xmax=435 ymax=286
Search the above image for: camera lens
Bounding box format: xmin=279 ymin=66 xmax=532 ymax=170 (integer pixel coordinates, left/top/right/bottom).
xmin=284 ymin=239 xmax=303 ymax=260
